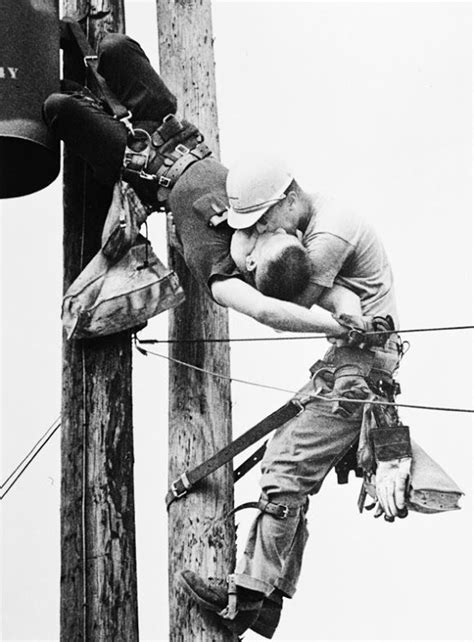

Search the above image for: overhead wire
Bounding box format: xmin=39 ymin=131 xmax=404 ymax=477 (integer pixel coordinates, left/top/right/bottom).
xmin=136 ymin=323 xmax=474 ymax=345
xmin=3 ymin=323 xmax=472 ymax=500
xmin=135 ymin=343 xmax=474 ymax=414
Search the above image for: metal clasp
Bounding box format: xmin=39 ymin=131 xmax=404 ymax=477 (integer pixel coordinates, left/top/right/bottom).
xmin=83 ymin=54 xmax=98 ymax=68
xmin=170 ymin=472 xmax=191 ymax=499
xmin=175 ymin=144 xmax=190 ymax=156
xmin=291 ymin=398 xmax=306 ymax=416
xmin=158 ymin=175 xmax=172 ymax=187
xmin=170 ymin=480 xmax=187 ymax=499
xmin=119 ymin=110 xmax=135 ymax=134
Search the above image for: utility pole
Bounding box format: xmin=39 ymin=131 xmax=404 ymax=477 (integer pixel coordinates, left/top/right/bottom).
xmin=156 ymin=1 xmax=237 ymax=640
xmin=61 ymin=1 xmax=138 ymax=640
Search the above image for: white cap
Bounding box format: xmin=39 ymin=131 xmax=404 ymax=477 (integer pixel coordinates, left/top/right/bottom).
xmin=226 ymin=154 xmax=294 ymax=229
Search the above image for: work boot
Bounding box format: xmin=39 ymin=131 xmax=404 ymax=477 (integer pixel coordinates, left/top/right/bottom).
xmin=250 ymin=590 xmax=283 ymax=639
xmin=180 ymin=570 xmax=264 ymax=636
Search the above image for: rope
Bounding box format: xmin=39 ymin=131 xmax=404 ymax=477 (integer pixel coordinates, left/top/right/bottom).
xmin=80 ymin=127 xmax=89 ymax=638
xmin=0 ymin=416 xmax=61 ymax=490
xmin=81 ymin=345 xmax=88 ymax=627
xmin=0 ymin=417 xmax=61 ymax=500
xmin=135 ymin=343 xmax=474 ymax=414
xmin=136 ymin=324 xmax=474 ymax=345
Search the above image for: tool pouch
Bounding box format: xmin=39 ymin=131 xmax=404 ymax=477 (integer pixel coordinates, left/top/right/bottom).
xmin=330 ymin=364 xmax=372 ymax=418
xmin=363 ymin=440 xmax=463 ymax=513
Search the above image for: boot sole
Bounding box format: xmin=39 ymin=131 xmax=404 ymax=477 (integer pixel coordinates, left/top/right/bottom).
xmin=179 ymin=573 xmax=227 ymax=613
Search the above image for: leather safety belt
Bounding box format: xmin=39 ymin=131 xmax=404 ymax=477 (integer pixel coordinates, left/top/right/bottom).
xmin=165 ymin=400 xmax=305 ymax=509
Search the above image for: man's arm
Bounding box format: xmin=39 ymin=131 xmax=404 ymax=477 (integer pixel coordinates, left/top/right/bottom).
xmin=318 ymin=283 xmax=362 ymax=316
xmin=211 ymin=277 xmax=347 ymax=336
xmin=293 ymin=281 xmax=362 ymax=315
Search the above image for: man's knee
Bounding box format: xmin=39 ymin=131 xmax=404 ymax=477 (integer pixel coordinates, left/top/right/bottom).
xmin=98 ymin=33 xmax=133 ymax=63
xmin=43 ymin=93 xmax=71 ymax=127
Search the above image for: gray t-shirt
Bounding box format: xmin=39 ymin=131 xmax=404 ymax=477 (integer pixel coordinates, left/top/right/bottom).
xmin=302 ymin=193 xmax=398 ymax=324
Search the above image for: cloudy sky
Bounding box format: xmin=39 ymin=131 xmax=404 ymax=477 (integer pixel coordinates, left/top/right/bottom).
xmin=1 ymin=1 xmax=472 ymax=641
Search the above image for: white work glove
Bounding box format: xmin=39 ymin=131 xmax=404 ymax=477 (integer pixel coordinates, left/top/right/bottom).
xmin=373 ymin=457 xmax=411 ymax=521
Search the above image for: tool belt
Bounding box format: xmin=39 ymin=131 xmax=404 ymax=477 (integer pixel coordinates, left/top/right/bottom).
xmin=121 ymin=113 xmax=213 ymax=204
xmin=310 ymin=341 xmax=410 ymax=474
xmin=310 ymin=341 xmax=402 ymax=398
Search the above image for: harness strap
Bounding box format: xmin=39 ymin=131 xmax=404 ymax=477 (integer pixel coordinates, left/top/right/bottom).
xmin=62 ymin=20 xmax=131 ymax=122
xmin=122 ymin=138 xmax=212 ymax=203
xmin=233 ymin=441 xmax=268 ymax=482
xmin=218 ymin=575 xmax=238 ymax=620
xmin=155 ymin=141 xmax=212 ymax=201
xmin=226 ymin=497 xmax=302 ymax=521
xmin=165 ymin=400 xmax=304 ymax=510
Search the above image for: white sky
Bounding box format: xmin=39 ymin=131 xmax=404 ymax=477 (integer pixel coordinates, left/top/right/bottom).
xmin=1 ymin=1 xmax=472 ymax=641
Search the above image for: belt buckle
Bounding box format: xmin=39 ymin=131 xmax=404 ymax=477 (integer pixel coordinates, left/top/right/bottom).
xmin=175 ymin=143 xmax=190 ymax=156
xmin=171 ymin=479 xmax=187 ymax=499
xmin=277 ymin=504 xmax=289 ymax=519
xmin=159 ymin=175 xmax=172 ymax=187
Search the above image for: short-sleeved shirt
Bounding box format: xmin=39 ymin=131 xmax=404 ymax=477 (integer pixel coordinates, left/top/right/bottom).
xmin=302 ymin=193 xmax=399 ymax=324
xmin=169 ymin=157 xmax=242 ymax=296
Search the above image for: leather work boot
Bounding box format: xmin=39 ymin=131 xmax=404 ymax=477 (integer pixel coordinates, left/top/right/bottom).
xmin=250 ymin=590 xmax=283 ymax=639
xmin=180 ymin=570 xmax=263 ymax=636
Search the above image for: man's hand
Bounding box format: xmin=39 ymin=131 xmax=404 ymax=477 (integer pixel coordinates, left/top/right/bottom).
xmin=373 ymin=457 xmax=411 ymax=521
xmin=333 ymin=313 xmax=395 ymax=348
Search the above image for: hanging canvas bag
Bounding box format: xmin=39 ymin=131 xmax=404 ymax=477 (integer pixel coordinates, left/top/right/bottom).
xmin=62 ymin=236 xmax=185 ymax=339
xmin=101 ymin=180 xmax=150 ymax=262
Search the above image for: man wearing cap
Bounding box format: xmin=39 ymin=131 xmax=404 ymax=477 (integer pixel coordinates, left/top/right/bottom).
xmin=181 ymin=155 xmax=412 ymax=638
xmin=44 ymin=33 xmax=355 ymax=340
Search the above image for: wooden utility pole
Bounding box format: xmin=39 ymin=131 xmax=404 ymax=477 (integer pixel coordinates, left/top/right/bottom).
xmin=156 ymin=1 xmax=237 ymax=640
xmin=61 ymin=1 xmax=138 ymax=640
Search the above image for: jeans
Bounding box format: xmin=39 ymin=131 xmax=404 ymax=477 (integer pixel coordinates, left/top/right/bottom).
xmin=235 ymin=343 xmax=401 ymax=598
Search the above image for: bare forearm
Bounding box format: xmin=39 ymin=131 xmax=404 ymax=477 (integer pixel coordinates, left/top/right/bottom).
xmin=211 ymin=278 xmax=346 ymax=336
xmin=257 ymin=299 xmax=346 ymax=335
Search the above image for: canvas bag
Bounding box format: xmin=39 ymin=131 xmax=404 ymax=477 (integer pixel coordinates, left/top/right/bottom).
xmin=101 ymin=180 xmax=149 ymax=262
xmin=62 ymin=237 xmax=185 ymax=339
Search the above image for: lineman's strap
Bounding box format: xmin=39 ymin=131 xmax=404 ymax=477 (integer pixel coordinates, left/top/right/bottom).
xmin=61 ymin=20 xmax=130 ymax=121
xmin=165 ymin=400 xmax=303 ymax=509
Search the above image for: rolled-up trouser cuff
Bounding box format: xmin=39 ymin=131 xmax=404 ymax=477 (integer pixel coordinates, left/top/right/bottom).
xmin=234 ymin=573 xmax=275 ymax=598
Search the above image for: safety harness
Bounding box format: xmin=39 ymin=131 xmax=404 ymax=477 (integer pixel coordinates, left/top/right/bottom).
xmin=62 ymin=20 xmax=212 ymax=206
xmin=165 ymin=399 xmax=307 ymax=509
xmin=166 ymin=335 xmax=410 ymax=517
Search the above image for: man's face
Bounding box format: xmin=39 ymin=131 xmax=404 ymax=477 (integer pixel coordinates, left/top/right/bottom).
xmin=230 ymin=228 xmax=301 ymax=277
xmin=230 ymin=227 xmax=259 ymax=274
xmin=256 ymin=188 xmax=309 ymax=236
xmin=255 ymin=199 xmax=294 ymax=234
